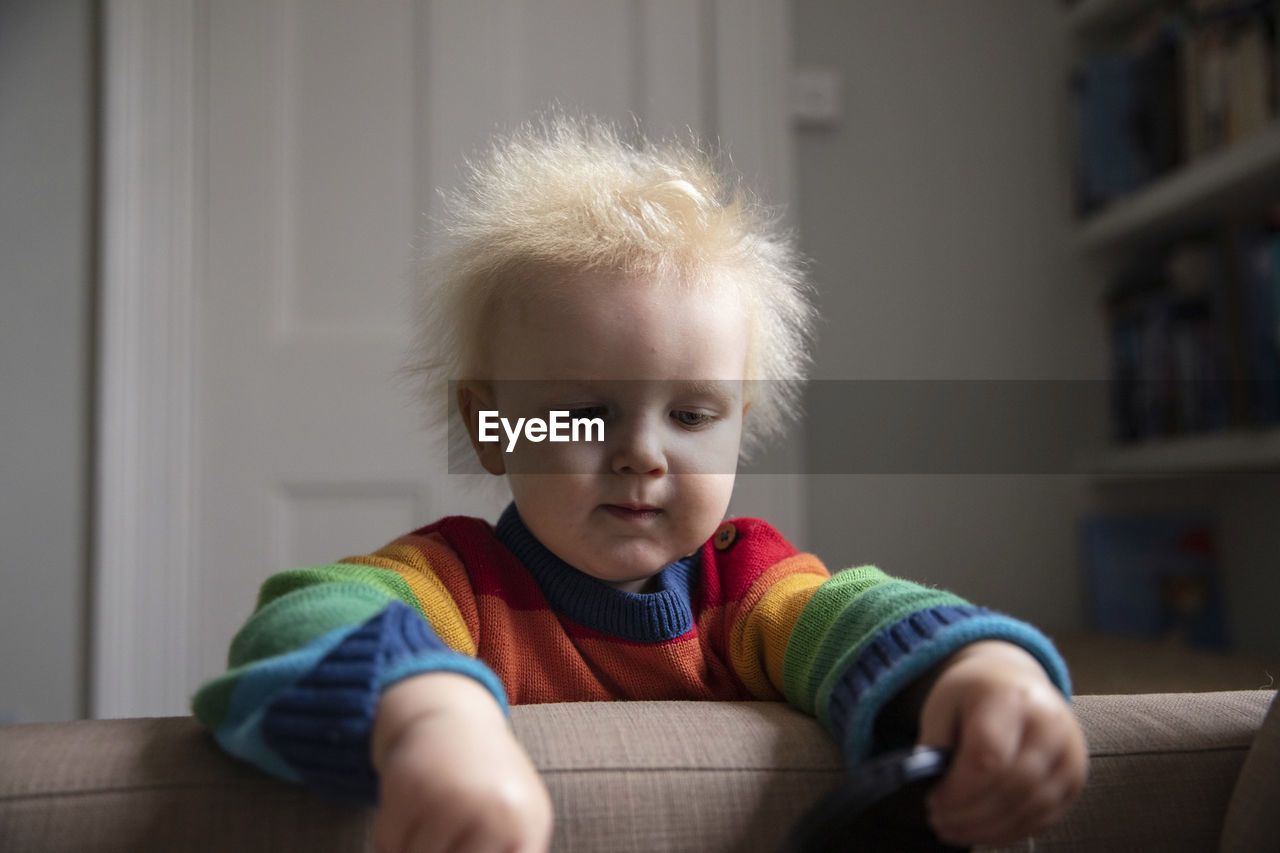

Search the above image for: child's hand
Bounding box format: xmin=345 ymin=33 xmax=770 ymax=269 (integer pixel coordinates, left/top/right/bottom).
xmin=917 ymin=640 xmax=1088 ymax=847
xmin=371 ymin=673 xmax=553 ymax=853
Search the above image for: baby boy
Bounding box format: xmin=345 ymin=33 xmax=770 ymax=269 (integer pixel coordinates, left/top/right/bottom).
xmin=194 ymin=117 xmax=1087 ymax=852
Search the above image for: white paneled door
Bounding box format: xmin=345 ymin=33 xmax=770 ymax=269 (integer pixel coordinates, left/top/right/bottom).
xmin=96 ymin=0 xmax=796 ymax=717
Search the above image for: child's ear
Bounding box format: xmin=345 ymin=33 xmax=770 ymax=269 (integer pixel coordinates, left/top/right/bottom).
xmin=457 ymin=381 xmax=506 ymax=476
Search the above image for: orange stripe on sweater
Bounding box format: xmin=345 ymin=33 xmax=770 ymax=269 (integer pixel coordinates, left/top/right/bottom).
xmin=474 ymin=595 xmax=612 ymax=704
xmin=728 ymin=554 xmax=829 ymax=699
xmin=566 ymin=633 xmax=746 ymax=700
xmin=341 ymin=533 xmax=479 ymax=656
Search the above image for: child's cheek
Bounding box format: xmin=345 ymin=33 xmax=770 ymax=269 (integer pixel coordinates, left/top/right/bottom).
xmin=505 ymin=434 xmax=605 ymax=475
xmin=668 ymin=423 xmax=743 ymax=476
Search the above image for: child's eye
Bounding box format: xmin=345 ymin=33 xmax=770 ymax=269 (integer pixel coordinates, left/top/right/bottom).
xmin=671 ymin=410 xmax=713 ymax=428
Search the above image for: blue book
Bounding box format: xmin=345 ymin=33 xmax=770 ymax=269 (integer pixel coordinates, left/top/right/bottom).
xmin=1080 ymin=514 xmax=1229 ymax=650
xmin=1237 ymin=230 xmax=1280 ymax=425
xmin=1166 ymin=242 xmax=1233 ymax=434
xmin=1073 ymin=54 xmax=1148 ymax=213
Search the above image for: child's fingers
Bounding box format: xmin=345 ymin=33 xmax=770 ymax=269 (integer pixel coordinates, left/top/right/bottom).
xmin=379 ymin=792 xmax=543 ymax=853
xmin=929 ymin=702 xmax=1088 ymax=846
xmin=928 ymin=745 xmax=1063 ymax=844
xmin=921 ymin=690 xmax=1025 ymax=814
xmin=931 ymin=748 xmax=1080 ymax=846
xmin=374 ymin=781 xmax=465 ymax=853
xmin=913 ymin=641 xmax=1089 ymax=845
xmin=371 ymin=781 xmax=425 ymax=853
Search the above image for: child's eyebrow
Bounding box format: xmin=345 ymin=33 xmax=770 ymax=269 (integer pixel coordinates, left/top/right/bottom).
xmin=528 ymin=379 xmax=742 ymax=406
xmin=671 ymin=379 xmax=740 ymax=404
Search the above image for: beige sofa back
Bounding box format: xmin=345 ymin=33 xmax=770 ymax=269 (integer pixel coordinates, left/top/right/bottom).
xmin=1 ymin=692 xmax=1274 ymax=852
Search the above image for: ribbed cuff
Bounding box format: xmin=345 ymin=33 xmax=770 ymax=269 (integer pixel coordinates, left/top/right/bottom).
xmin=823 ymin=607 xmax=1072 ymax=764
xmin=261 ymin=600 xmax=502 ymax=804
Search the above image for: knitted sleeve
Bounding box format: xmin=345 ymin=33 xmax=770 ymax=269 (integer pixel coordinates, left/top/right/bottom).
xmin=190 ymin=529 xmax=505 ymax=804
xmin=781 ymin=568 xmax=1071 ymax=764
xmin=720 ymin=519 xmax=1071 ymax=765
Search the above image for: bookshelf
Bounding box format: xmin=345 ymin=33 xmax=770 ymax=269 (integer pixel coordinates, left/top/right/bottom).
xmin=1084 ymin=426 xmax=1280 ymax=475
xmin=1065 ymin=0 xmax=1280 ymax=663
xmin=1075 ymin=120 xmax=1280 ymax=253
xmin=1068 ymin=0 xmax=1280 ymax=476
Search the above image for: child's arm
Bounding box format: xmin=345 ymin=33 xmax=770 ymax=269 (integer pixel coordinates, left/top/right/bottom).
xmin=736 ymin=561 xmax=1073 ymax=764
xmin=371 ymin=672 xmax=552 ymax=853
xmin=772 ymin=571 xmax=1083 ymax=844
xmin=718 ymin=521 xmax=1080 ymax=839
xmin=193 ymin=554 xmax=552 ymax=852
xmin=191 ymin=557 xmax=506 ymax=804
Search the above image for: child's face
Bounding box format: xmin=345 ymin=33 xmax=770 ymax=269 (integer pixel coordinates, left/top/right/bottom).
xmin=465 ymin=272 xmax=748 ymax=592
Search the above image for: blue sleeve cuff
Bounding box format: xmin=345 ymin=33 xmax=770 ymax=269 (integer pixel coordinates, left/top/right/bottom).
xmin=260 ymin=600 xmax=505 ymax=804
xmin=379 ymin=653 xmax=509 ymax=716
xmin=823 ymin=607 xmax=1071 ymax=765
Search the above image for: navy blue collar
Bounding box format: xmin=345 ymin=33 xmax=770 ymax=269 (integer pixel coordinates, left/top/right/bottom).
xmin=494 ymin=503 xmax=698 ymax=643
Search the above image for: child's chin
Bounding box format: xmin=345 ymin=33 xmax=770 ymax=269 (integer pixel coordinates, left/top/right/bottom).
xmin=582 ymin=556 xmax=668 ymax=591
xmin=604 ymin=572 xmax=663 ymax=594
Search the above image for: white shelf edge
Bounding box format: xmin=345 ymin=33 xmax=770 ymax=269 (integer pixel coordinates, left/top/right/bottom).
xmin=1081 ymin=428 xmax=1280 ymax=477
xmin=1075 ymin=121 xmax=1280 ymax=253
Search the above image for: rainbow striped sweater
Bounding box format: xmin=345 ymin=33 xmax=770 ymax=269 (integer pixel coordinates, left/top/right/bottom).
xmin=192 ymin=503 xmax=1070 ymax=804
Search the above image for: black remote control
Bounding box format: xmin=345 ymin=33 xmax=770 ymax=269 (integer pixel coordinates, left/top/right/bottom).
xmin=779 ymin=745 xmax=970 ymax=853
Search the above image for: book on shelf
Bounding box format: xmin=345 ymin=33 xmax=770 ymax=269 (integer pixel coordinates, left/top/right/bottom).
xmin=1072 ymin=16 xmax=1185 ymax=214
xmin=1103 ymin=226 xmax=1280 ymax=443
xmin=1104 ymin=238 xmax=1240 ymax=441
xmin=1235 ymin=226 xmax=1280 ymax=423
xmin=1080 ymin=513 xmax=1229 ymax=650
xmin=1070 ymin=0 xmax=1278 ymax=216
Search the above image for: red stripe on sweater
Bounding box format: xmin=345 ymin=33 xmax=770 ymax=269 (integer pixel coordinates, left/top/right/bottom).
xmin=701 ymin=517 xmax=800 ymax=607
xmin=434 ymin=516 xmax=550 ymax=611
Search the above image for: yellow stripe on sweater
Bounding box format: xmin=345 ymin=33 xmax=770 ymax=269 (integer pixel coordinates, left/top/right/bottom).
xmin=730 ymin=558 xmax=827 ymax=699
xmin=341 ymin=543 xmax=476 ymax=656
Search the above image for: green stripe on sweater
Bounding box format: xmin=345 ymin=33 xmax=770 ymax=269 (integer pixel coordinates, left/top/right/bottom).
xmin=230 ymin=566 xmax=421 ymax=668
xmin=781 ymin=567 xmax=967 ymax=715
xmin=809 ymin=582 xmax=967 ymax=730
xmin=781 ymin=566 xmax=889 ymax=712
xmin=254 ymin=564 xmax=426 ymax=617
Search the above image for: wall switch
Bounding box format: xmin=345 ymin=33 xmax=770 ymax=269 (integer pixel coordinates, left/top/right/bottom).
xmin=790 ymin=66 xmax=843 ymax=129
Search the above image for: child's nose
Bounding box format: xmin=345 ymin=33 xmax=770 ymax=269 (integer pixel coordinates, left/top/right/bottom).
xmin=609 ymin=417 xmax=667 ymax=476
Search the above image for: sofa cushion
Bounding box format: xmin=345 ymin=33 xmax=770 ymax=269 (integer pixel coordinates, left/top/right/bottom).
xmin=1 ymin=692 xmax=1274 ymax=853
xmin=0 ymin=716 xmax=369 ymax=852
xmin=508 ymin=694 xmax=1275 ymax=853
xmin=511 ymin=700 xmax=844 ymax=852
xmin=986 ymin=690 xmax=1274 ymax=853
xmin=1220 ymin=690 xmax=1280 ymax=852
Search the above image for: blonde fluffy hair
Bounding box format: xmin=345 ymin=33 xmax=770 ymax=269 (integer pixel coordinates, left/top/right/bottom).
xmin=411 ymin=115 xmax=814 ymax=462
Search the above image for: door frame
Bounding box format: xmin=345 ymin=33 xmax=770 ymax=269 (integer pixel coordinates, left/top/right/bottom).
xmin=94 ymin=0 xmax=796 ymax=718
xmin=94 ymin=0 xmax=202 ymax=718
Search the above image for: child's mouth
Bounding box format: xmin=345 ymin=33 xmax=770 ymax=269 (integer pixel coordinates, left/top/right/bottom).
xmin=602 ymin=504 xmax=662 ymax=522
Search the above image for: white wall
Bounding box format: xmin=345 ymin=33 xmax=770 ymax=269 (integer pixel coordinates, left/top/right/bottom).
xmin=0 ymin=0 xmax=95 ymax=722
xmin=792 ymin=1 xmax=1105 ymax=631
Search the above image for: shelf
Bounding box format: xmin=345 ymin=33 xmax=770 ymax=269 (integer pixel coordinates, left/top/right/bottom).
xmin=1066 ymin=0 xmax=1166 ymax=36
xmin=1075 ymin=121 xmax=1280 ymax=254
xmin=1083 ymin=428 xmax=1280 ymax=476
